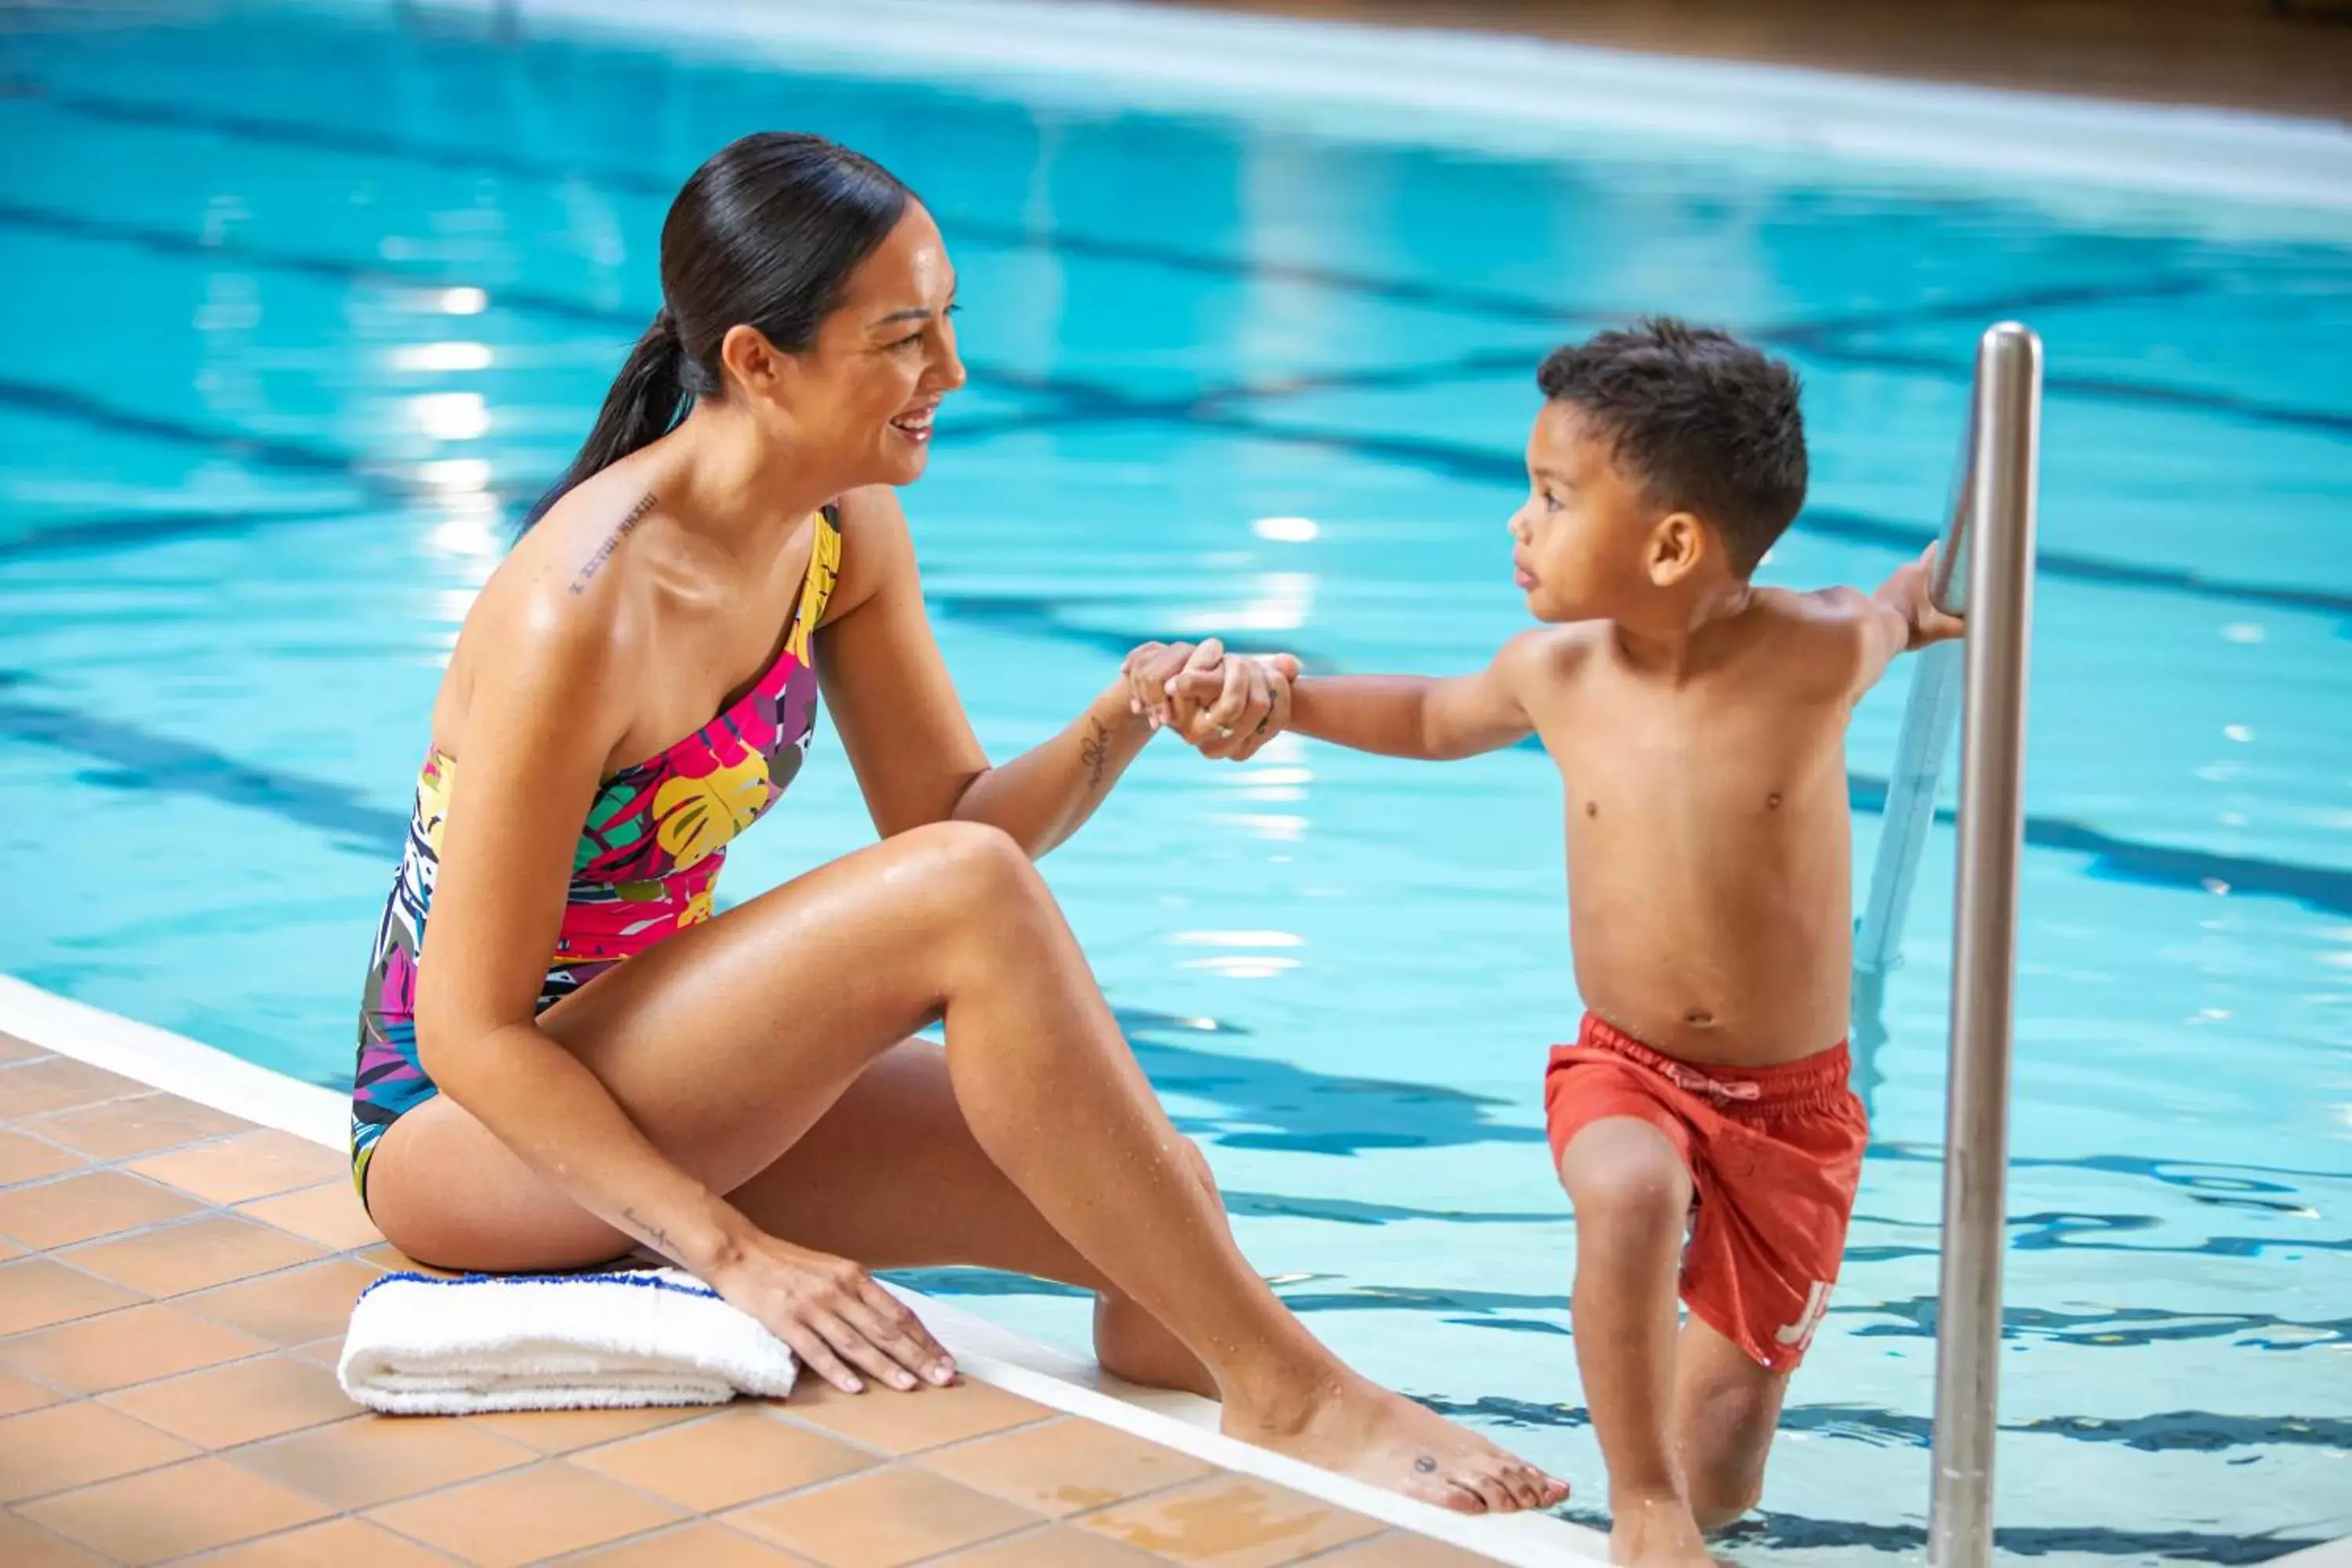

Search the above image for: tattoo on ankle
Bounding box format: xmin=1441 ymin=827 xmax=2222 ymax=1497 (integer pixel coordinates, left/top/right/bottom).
xmin=1080 ymin=715 xmax=1112 ymax=788
xmin=570 ymin=492 xmax=659 ymax=595
xmin=1415 ymin=1454 xmax=1439 ymax=1474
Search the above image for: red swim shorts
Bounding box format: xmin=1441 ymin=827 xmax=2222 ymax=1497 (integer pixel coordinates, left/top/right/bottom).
xmin=1544 ymin=1014 xmax=1867 ymax=1374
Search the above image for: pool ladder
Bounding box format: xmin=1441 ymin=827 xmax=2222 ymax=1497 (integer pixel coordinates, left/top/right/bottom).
xmin=1851 ymin=324 xmax=2042 ymax=1568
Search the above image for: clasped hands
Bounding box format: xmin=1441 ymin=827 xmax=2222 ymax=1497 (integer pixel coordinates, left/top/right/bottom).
xmin=1120 ymin=640 xmax=1301 ymax=762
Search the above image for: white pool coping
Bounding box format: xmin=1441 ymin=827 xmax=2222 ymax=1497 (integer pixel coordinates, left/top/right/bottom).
xmin=396 ymin=0 xmax=2352 ymax=234
xmin=0 ymin=972 xmax=1606 ymax=1565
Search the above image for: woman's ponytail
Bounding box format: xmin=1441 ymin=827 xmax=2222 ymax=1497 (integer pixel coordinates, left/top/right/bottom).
xmin=522 ymin=310 xmax=689 ymax=529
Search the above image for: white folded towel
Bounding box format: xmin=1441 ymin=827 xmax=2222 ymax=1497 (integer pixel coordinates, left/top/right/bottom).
xmin=338 ymin=1268 xmax=797 ymax=1416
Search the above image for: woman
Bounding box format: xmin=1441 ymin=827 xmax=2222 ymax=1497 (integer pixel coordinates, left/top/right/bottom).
xmin=349 ymin=132 xmax=1563 ymax=1512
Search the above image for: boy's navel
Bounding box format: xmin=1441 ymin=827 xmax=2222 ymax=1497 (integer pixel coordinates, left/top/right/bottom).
xmin=1766 ymin=792 xmax=1783 ymax=810
xmin=1686 ymin=1008 xmax=1715 ymax=1028
xmin=1584 ymin=800 xmax=1599 ymax=818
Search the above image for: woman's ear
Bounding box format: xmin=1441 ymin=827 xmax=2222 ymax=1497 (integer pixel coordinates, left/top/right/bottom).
xmin=717 ymin=323 xmax=787 ymax=401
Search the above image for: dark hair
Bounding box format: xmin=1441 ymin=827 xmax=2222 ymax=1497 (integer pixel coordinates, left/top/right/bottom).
xmin=1535 ymin=318 xmax=1806 ymax=576
xmin=524 ymin=132 xmax=915 ymax=528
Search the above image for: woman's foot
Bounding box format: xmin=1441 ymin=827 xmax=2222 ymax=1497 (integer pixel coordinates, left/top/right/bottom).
xmin=1610 ymin=1492 xmax=1714 ymax=1566
xmin=1222 ymin=1371 xmax=1569 ymax=1514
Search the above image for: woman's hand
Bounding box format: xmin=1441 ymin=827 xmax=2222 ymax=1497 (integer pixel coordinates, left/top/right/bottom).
xmin=706 ymin=1232 xmax=956 ymax=1394
xmin=1122 ymin=639 xmax=1300 ymax=761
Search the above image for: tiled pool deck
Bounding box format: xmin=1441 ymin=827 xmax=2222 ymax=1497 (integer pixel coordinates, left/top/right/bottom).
xmin=0 ymin=1028 xmax=1507 ymax=1568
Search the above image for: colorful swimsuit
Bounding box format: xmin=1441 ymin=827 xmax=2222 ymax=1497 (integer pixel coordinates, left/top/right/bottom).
xmin=349 ymin=508 xmax=842 ymax=1200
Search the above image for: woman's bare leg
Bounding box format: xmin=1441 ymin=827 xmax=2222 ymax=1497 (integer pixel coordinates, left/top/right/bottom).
xmin=724 ymin=1039 xmax=1218 ymax=1398
xmin=365 ymin=822 xmax=1559 ymax=1512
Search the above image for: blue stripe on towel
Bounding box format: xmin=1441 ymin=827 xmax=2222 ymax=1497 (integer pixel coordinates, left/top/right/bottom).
xmin=355 ymin=1269 xmax=724 ymax=1304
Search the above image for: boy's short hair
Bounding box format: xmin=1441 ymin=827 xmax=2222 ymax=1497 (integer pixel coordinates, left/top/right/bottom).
xmin=1536 ymin=318 xmax=1806 ymax=577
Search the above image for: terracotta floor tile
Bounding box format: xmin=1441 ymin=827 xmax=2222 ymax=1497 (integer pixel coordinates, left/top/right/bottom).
xmin=180 ymin=1256 xmax=380 ymax=1345
xmin=0 ymin=1168 xmax=199 ymax=1249
xmin=356 ymin=1243 xmax=459 ymax=1278
xmin=0 ymin=1367 xmax=67 ymax=1416
xmin=129 ymin=1130 xmax=348 ymax=1206
xmin=1076 ymin=1475 xmax=1385 ymax=1568
xmin=933 ymin=1526 xmax=1174 ymax=1568
xmin=0 ymin=1234 xmax=19 ymax=1260
xmin=0 ymin=1058 xmax=145 ymax=1120
xmin=231 ymin=1412 xmax=536 ymax=1508
xmin=0 ymin=1399 xmax=199 ymax=1503
xmin=566 ymin=1522 xmax=822 ymax=1566
xmin=728 ymin=1465 xmax=1040 ymax=1568
xmin=24 ymin=1094 xmax=255 ymax=1161
xmin=17 ymin=1454 xmax=330 ymax=1566
xmin=0 ymin=1030 xmax=47 ymax=1064
xmin=178 ymin=1515 xmax=456 ymax=1567
xmin=366 ymin=1460 xmax=686 ymax=1568
xmin=0 ymin=1127 xmax=86 ymax=1186
xmin=0 ymin=1258 xmax=146 ymax=1335
xmin=102 ymin=1352 xmax=360 ymax=1448
xmin=1307 ymin=1534 xmax=1501 ymax=1566
xmin=920 ymin=1416 xmax=1218 ymax=1518
xmin=62 ymin=1213 xmax=323 ymax=1297
xmin=239 ymin=1181 xmax=383 ymax=1251
xmin=0 ymin=1301 xmax=269 ymax=1394
xmin=572 ymin=1405 xmax=876 ymax=1511
xmin=780 ymin=1376 xmax=1053 ymax=1455
xmin=466 ymin=1402 xmax=710 ymax=1453
xmin=289 ymin=1334 xmax=346 ymax=1369
xmin=0 ymin=1512 xmax=108 ymax=1566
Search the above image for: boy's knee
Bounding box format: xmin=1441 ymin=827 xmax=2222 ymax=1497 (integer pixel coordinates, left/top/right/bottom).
xmin=1560 ymin=1117 xmax=1690 ymax=1235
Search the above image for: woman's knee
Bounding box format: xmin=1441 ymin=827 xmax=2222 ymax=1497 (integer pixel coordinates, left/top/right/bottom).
xmin=897 ymin=821 xmax=1044 ymax=909
xmin=1174 ymin=1134 xmax=1219 ymax=1200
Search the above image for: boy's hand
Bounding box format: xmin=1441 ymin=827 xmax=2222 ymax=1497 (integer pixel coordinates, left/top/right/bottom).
xmin=1123 ymin=641 xmax=1229 ymax=733
xmin=1121 ymin=639 xmax=1299 ymax=761
xmin=1888 ymin=544 xmax=1965 ymax=648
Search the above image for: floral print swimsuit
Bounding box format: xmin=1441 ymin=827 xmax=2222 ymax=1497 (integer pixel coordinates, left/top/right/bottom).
xmin=349 ymin=508 xmax=842 ymax=1203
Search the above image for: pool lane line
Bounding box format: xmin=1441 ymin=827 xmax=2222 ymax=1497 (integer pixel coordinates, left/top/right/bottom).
xmin=0 ymin=673 xmax=409 ymax=855
xmin=15 ymin=94 xmax=2347 ymax=440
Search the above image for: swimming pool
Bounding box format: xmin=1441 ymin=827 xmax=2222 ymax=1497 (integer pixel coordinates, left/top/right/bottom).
xmin=2 ymin=1 xmax=2347 ymax=1559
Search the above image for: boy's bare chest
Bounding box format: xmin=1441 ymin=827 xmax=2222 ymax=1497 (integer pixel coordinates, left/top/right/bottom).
xmin=1526 ymin=666 xmax=1846 ymax=826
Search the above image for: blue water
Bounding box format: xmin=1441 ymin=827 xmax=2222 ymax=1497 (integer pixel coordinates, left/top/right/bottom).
xmin=2 ymin=4 xmax=2348 ymax=1559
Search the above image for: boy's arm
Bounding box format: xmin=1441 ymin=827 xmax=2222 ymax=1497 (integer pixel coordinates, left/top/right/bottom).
xmin=1287 ymin=630 xmax=1546 ymax=759
xmin=1835 ymin=544 xmax=1966 ymax=699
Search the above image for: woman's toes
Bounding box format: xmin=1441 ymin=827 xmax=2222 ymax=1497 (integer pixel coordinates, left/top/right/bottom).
xmin=1443 ymin=1480 xmax=1490 ymax=1515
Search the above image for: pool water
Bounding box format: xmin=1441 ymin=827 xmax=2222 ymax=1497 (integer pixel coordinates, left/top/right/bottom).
xmin=2 ymin=3 xmax=2348 ymax=1559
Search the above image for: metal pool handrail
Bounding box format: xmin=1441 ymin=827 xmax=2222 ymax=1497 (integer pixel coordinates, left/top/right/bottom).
xmin=1926 ymin=323 xmax=2043 ymax=1568
xmin=1853 ymin=425 xmax=1974 ymax=976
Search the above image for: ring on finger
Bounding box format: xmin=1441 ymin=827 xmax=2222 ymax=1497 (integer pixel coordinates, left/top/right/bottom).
xmin=1214 ymin=724 xmax=1236 ymax=739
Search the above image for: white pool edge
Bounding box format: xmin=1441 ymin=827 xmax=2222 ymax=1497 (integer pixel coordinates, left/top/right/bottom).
xmin=401 ymin=0 xmax=2352 ymax=223
xmin=0 ymin=973 xmax=1606 ymax=1565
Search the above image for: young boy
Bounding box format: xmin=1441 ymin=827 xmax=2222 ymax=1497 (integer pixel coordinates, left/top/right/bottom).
xmin=1178 ymin=320 xmax=1961 ymax=1562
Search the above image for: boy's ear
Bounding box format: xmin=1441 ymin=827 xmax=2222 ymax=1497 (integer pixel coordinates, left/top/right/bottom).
xmin=1646 ymin=512 xmax=1707 ymax=586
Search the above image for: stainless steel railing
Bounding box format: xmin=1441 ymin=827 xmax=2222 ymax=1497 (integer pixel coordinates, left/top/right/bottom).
xmin=1926 ymin=323 xmax=2042 ymax=1568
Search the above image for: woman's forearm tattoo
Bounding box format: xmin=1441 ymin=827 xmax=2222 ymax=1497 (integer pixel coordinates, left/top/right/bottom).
xmin=1080 ymin=715 xmax=1112 ymax=789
